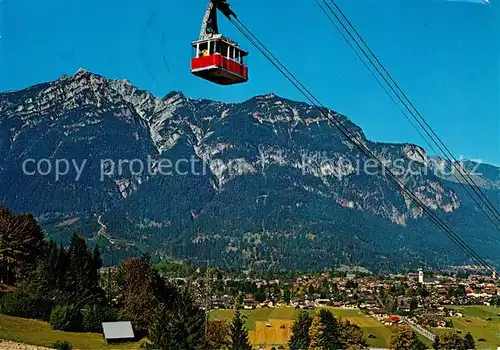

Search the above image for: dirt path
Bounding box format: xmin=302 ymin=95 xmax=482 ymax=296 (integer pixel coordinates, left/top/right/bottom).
xmin=0 ymin=340 xmax=50 ymax=350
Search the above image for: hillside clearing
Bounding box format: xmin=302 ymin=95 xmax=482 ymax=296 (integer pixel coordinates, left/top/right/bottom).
xmin=0 ymin=315 xmax=142 ymax=350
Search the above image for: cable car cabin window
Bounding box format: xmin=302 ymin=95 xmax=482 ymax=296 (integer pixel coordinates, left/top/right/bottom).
xmin=198 ymin=42 xmax=209 ymax=57
xmin=234 ymin=48 xmax=241 ymax=63
xmin=221 ymin=42 xmax=229 ymax=58
xmin=229 ymin=46 xmax=235 ymax=61
xmin=210 ymin=41 xmax=218 ymax=55
xmin=212 ymin=41 xmax=221 ymax=55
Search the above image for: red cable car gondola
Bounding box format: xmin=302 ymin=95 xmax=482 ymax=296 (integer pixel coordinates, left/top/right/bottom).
xmin=191 ymin=0 xmax=249 ymax=85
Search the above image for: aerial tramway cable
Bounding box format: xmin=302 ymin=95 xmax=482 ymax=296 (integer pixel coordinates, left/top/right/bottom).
xmin=315 ymin=0 xmax=500 ymax=230
xmin=227 ymin=17 xmax=497 ymax=275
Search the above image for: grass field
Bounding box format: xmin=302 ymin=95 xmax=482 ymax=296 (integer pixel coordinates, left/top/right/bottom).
xmin=210 ymin=308 xmax=276 ymax=331
xmin=0 ymin=315 xmax=142 ymax=349
xmin=210 ymin=307 xmax=394 ymax=349
xmin=449 ymin=305 xmax=500 ymax=320
xmin=433 ymin=306 xmax=500 ymax=350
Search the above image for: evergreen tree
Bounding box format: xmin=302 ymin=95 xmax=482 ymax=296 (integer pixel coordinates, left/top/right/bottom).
xmin=82 ymin=303 xmax=116 ymax=332
xmin=148 ymin=296 xmax=205 ymax=350
xmin=176 ymin=287 xmax=206 ymax=348
xmin=229 ymin=308 xmax=251 ymax=350
xmin=410 ymin=296 xmax=418 ymax=311
xmin=66 ymin=234 xmax=101 ymax=304
xmin=332 ymin=283 xmax=340 ymax=298
xmin=90 ymin=245 xmax=103 ymax=301
xmin=317 ymin=309 xmax=343 ymax=349
xmin=250 ymin=282 xmax=258 ymax=295
xmin=289 ymin=311 xmax=312 ymax=350
xmin=92 ymin=245 xmax=103 ymax=270
xmin=308 ymin=284 xmax=316 ymax=296
xmin=147 ymin=303 xmax=184 ymax=350
xmin=389 ymin=299 xmax=399 ymax=313
xmin=53 ymin=243 xmax=69 ymax=291
xmin=463 ymin=332 xmax=475 ymax=350
xmin=19 ymin=240 xmax=68 ymax=305
xmin=28 ymin=241 xmax=59 ymax=297
xmin=433 ymin=335 xmax=440 ymax=350
xmin=283 ymin=285 xmax=291 ymax=304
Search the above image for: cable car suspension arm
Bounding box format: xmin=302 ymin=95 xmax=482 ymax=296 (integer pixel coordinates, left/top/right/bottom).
xmin=199 ymin=0 xmax=237 ymax=41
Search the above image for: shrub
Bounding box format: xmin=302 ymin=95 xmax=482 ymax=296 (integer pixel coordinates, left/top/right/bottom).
xmin=139 ymin=338 xmax=152 ymax=348
xmin=52 ymin=341 xmax=73 ymax=350
xmin=49 ymin=304 xmax=82 ymax=331
xmin=82 ymin=304 xmax=117 ymax=332
xmin=0 ymin=292 xmax=53 ymax=321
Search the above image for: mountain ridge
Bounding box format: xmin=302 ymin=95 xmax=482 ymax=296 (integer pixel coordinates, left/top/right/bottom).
xmin=0 ymin=69 xmax=498 ymax=272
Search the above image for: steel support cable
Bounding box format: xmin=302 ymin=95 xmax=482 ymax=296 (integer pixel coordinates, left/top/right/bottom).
xmin=314 ymin=1 xmax=436 ymax=150
xmin=315 ymin=0 xmax=500 ymax=231
xmin=229 ymin=17 xmax=497 ymax=274
xmin=320 ymin=0 xmax=500 ymax=227
xmin=329 ymin=0 xmax=499 ymax=210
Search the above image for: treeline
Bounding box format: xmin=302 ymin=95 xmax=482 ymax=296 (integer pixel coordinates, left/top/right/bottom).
xmin=433 ymin=332 xmax=476 ymax=350
xmin=388 ymin=326 xmax=476 ymax=350
xmin=1 ymin=234 xmax=105 ymax=330
xmin=289 ymin=309 xmax=367 ymax=349
xmin=4 ymin=205 xmax=465 ymax=350
xmin=0 ymin=205 xmax=252 ymax=349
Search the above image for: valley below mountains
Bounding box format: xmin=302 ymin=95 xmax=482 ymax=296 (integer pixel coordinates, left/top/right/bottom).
xmin=0 ymin=69 xmax=498 ymax=273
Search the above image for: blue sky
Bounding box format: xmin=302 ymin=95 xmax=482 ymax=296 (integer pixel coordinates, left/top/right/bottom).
xmin=1 ymin=0 xmax=498 ymax=164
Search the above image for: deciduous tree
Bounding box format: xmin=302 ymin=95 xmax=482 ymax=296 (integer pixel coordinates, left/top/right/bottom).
xmin=0 ymin=207 xmax=45 ymax=284
xmin=389 ymin=326 xmax=426 ymax=350
xmin=308 ymin=312 xmax=327 ymax=350
xmin=339 ymin=319 xmax=367 ymax=349
xmin=463 ymin=332 xmax=475 ymax=350
xmin=205 ymin=320 xmax=230 ymax=350
xmin=119 ymin=255 xmax=159 ymax=333
xmin=438 ymin=331 xmax=471 ymax=350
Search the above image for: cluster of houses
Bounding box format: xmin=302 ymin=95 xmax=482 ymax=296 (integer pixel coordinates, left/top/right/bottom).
xmin=204 ymin=269 xmax=498 ymax=307
xmin=96 ymin=268 xmax=498 ymax=345
xmin=361 ymin=270 xmax=499 ymax=328
xmin=195 ymin=269 xmax=499 ymax=334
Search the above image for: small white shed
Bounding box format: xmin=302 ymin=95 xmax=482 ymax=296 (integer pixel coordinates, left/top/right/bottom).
xmin=102 ymin=321 xmax=135 ymax=343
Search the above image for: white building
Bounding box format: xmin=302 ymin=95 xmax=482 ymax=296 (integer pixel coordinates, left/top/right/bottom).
xmin=418 ymin=269 xmax=424 ymax=284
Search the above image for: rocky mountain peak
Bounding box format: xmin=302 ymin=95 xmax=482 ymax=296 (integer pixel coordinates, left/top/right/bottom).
xmin=75 ymin=67 xmax=89 ymax=75
xmin=163 ymin=91 xmax=186 ymax=101
xmin=1 ymin=72 xmax=498 ymax=272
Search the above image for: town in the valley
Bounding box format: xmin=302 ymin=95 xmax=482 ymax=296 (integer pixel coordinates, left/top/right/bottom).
xmin=149 ymin=262 xmax=500 ymax=348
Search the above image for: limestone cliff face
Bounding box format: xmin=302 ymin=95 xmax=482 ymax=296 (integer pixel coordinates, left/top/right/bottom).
xmin=0 ymin=69 xmax=498 ymax=272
